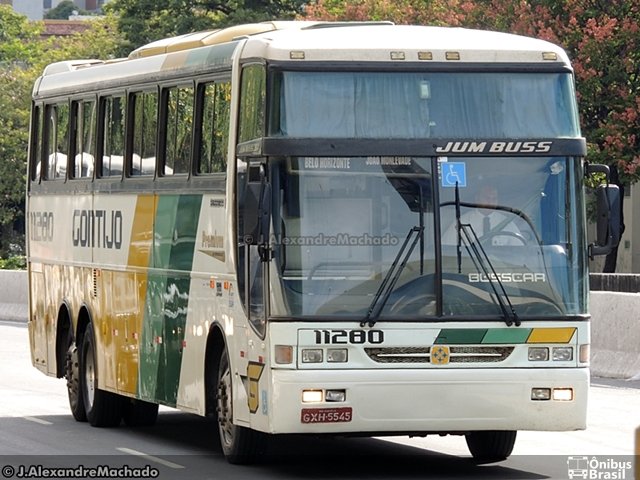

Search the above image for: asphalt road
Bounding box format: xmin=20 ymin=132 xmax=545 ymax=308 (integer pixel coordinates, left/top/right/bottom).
xmin=0 ymin=320 xmax=637 ymax=480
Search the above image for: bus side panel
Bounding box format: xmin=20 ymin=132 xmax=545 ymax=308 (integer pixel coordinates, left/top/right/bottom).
xmin=115 ymin=194 xmax=157 ymax=397
xmin=27 ymin=263 xmax=48 ymax=373
xmin=29 ymin=194 xmax=93 ymax=376
xmin=139 ymin=194 xmax=201 ymax=406
xmin=91 ymin=194 xmax=140 ymax=394
xmin=177 ymin=193 xmax=231 ymax=415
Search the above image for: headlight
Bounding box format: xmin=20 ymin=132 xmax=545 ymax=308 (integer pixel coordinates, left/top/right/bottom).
xmin=552 ymin=346 xmax=573 ymax=361
xmin=301 ymin=349 xmax=323 ymax=363
xmin=327 ymin=348 xmax=348 ymax=363
xmin=528 ymin=347 xmax=549 ymax=361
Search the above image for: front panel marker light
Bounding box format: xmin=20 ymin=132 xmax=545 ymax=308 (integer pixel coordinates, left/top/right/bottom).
xmin=553 ymin=388 xmax=574 ymax=401
xmin=531 ymin=388 xmax=551 ymax=400
xmin=325 ymin=390 xmax=346 ymax=402
xmin=302 ymin=390 xmax=323 ymax=403
xmin=275 ymin=345 xmax=293 ymax=364
xmin=579 ymin=344 xmax=590 ymax=364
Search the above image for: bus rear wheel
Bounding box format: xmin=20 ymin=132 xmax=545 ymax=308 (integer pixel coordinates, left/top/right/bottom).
xmin=65 ymin=342 xmax=87 ymax=422
xmin=80 ymin=324 xmax=122 ymax=427
xmin=216 ymin=346 xmax=266 ymax=464
xmin=465 ymin=430 xmax=517 ymax=463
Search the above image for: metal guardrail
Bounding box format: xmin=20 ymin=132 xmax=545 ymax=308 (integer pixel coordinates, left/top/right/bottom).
xmin=590 ymin=273 xmax=640 ymax=292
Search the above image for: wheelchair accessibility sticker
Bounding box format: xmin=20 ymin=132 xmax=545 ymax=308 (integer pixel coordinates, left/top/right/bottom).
xmin=441 ymin=162 xmax=467 ymax=188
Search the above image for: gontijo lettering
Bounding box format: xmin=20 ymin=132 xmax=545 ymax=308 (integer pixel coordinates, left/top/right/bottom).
xmin=72 ymin=209 xmax=123 ymax=249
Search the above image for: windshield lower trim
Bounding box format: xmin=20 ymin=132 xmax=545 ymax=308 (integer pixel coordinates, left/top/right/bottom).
xmin=266 ymin=314 xmax=591 ymax=322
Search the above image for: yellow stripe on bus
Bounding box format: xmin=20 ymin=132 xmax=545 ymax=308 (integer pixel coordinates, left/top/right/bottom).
xmin=115 ymin=195 xmax=157 ymax=395
xmin=128 ymin=195 xmax=156 ymax=267
xmin=527 ymin=327 xmax=576 ymax=344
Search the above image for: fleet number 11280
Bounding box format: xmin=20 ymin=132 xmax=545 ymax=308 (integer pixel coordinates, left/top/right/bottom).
xmin=313 ymin=329 xmax=384 ymax=345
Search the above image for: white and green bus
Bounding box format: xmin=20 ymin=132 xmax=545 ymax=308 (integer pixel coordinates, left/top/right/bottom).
xmin=26 ymin=21 xmax=620 ymax=464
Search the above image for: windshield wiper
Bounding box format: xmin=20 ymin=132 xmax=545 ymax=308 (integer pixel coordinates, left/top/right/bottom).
xmin=361 ymin=226 xmax=424 ymax=328
xmin=455 ymin=181 xmax=463 ymax=274
xmin=454 ymin=183 xmax=520 ymax=327
xmin=460 ymin=224 xmax=520 ymax=326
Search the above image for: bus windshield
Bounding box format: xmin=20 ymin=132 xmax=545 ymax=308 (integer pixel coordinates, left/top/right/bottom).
xmin=272 ymin=71 xmax=580 ymax=139
xmin=269 ymin=156 xmax=587 ymax=320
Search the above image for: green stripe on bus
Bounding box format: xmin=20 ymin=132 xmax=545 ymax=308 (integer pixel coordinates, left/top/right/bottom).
xmin=434 ymin=329 xmax=487 ymax=344
xmin=139 ymin=194 xmax=202 ymax=405
xmin=481 ymin=328 xmax=532 ymax=344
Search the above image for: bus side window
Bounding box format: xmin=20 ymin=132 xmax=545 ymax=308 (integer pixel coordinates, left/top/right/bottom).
xmin=71 ymin=99 xmax=96 ymax=179
xmin=196 ymin=81 xmax=230 ymax=175
xmin=29 ymin=105 xmax=43 ymax=182
xmin=44 ymin=103 xmax=69 ymax=180
xmin=163 ymin=85 xmax=193 ymax=176
xmin=238 ymin=64 xmax=266 ymax=143
xmin=99 ymin=95 xmax=125 ymax=178
xmin=130 ymin=90 xmax=158 ymax=176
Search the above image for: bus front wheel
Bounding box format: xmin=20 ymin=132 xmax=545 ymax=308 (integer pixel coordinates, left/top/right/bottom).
xmin=216 ymin=346 xmax=266 ymax=464
xmin=80 ymin=324 xmax=122 ymax=427
xmin=465 ymin=430 xmax=517 ymax=463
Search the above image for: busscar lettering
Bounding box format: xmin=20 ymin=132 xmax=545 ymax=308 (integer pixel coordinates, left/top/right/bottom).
xmin=435 ymin=141 xmax=552 ymax=154
xmin=72 ymin=209 xmax=123 ymax=249
xmin=468 ymin=272 xmax=546 ymax=283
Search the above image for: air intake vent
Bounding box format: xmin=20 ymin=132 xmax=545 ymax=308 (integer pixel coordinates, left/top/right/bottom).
xmin=92 ymin=269 xmax=99 ymax=298
xmin=365 ymin=346 xmax=514 ymax=364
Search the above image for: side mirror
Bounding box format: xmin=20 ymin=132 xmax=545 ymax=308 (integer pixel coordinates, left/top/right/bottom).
xmin=590 ymin=184 xmax=621 ymax=258
xmin=242 ymin=181 xmax=271 ymax=246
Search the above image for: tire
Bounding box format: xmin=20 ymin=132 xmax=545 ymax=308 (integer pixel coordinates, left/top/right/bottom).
xmin=122 ymin=398 xmax=159 ymax=427
xmin=65 ymin=342 xmax=87 ymax=422
xmin=80 ymin=324 xmax=122 ymax=427
xmin=465 ymin=430 xmax=517 ymax=463
xmin=216 ymin=346 xmax=266 ymax=464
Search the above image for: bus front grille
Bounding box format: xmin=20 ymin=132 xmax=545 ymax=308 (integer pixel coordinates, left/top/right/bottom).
xmin=364 ymin=346 xmax=514 ymax=364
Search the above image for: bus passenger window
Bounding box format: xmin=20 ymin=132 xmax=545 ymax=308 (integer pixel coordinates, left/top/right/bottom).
xmin=100 ymin=95 xmax=125 ymax=177
xmin=131 ymin=91 xmax=158 ymax=176
xmin=45 ymin=103 xmax=69 ymax=180
xmin=197 ymin=81 xmax=230 ymax=174
xmin=164 ymin=85 xmax=193 ymax=176
xmin=72 ymin=100 xmax=96 ymax=179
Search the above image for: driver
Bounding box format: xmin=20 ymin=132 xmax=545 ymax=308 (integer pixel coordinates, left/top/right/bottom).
xmin=442 ymin=184 xmax=524 ymax=246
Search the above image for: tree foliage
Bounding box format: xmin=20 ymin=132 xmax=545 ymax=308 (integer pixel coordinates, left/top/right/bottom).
xmin=105 ymin=0 xmax=307 ymax=54
xmin=0 ymin=7 xmax=123 ymax=257
xmin=302 ymin=0 xmax=640 ymax=185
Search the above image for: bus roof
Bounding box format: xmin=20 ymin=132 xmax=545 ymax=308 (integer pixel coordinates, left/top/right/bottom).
xmin=34 ymin=21 xmax=571 ymax=99
xmin=243 ymin=23 xmax=570 ymax=65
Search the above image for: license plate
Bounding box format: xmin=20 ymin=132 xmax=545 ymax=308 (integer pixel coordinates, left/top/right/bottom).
xmin=301 ymin=407 xmax=353 ymax=424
